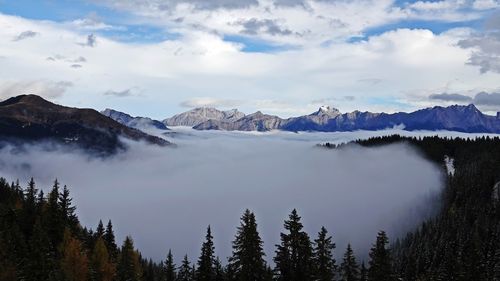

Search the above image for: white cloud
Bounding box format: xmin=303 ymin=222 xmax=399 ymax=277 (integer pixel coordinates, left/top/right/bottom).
xmin=93 ymin=0 xmax=491 ymax=47
xmin=0 ymin=12 xmax=499 ymax=118
xmin=473 ymin=0 xmax=500 ymax=10
xmin=0 ymin=80 xmax=73 ymax=100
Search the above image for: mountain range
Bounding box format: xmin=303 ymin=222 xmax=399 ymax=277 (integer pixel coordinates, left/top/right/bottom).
xmin=101 ymin=108 xmax=168 ymax=131
xmin=160 ymin=104 xmax=500 ymax=133
xmin=1 ymin=94 xmax=499 ymax=155
xmin=0 ymin=95 xmax=170 ymax=154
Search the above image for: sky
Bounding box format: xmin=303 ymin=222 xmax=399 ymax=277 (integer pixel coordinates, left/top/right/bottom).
xmin=0 ymin=0 xmax=499 ymax=119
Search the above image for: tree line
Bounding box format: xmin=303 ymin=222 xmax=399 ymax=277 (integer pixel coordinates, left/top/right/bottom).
xmin=4 ymin=134 xmax=500 ymax=280
xmin=0 ymin=177 xmax=394 ymax=281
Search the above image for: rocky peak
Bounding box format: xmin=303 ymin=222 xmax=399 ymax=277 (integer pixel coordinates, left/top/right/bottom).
xmin=313 ymin=106 xmax=341 ymax=117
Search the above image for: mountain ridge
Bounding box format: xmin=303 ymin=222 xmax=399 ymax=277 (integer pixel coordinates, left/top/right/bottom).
xmin=0 ymin=95 xmax=170 ymax=154
xmin=167 ymin=104 xmax=500 ymax=133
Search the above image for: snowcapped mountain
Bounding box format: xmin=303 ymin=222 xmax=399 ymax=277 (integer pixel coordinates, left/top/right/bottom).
xmin=101 ymin=108 xmax=168 ymax=130
xmin=163 ymin=107 xmax=245 ymax=127
xmin=175 ymin=104 xmax=500 ymax=133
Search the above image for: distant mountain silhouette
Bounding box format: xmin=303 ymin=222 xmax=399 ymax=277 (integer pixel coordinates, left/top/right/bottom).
xmin=101 ymin=108 xmax=168 ymax=130
xmin=171 ymin=104 xmax=500 ymax=133
xmin=0 ymin=95 xmax=170 ymax=154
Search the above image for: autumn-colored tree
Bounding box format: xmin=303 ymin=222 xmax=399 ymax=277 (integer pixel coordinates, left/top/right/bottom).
xmin=60 ymin=228 xmax=89 ymax=281
xmin=92 ymin=238 xmax=116 ymax=281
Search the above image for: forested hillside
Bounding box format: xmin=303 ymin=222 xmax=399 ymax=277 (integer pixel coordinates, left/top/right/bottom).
xmin=2 ymin=135 xmax=500 ymax=280
xmin=333 ymin=135 xmax=500 ymax=280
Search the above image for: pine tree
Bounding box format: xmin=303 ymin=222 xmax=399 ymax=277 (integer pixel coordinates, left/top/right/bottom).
xmin=23 ymin=178 xmax=38 ymax=236
xmin=312 ymin=226 xmax=336 ymax=281
xmin=340 ymin=244 xmax=359 ymax=281
xmin=367 ymin=231 xmax=393 ymax=281
xmin=213 ymin=257 xmax=225 ymax=281
xmin=104 ymin=220 xmax=118 ymax=261
xmin=26 ymin=217 xmax=56 ymax=281
xmin=197 ymin=226 xmax=215 ymax=281
xmin=165 ymin=249 xmax=177 ymax=281
xmin=46 ymin=179 xmax=64 ymax=248
xmin=177 ymin=255 xmax=194 ymax=281
xmin=96 ymin=220 xmax=105 ymax=238
xmin=360 ymin=262 xmax=368 ymax=281
xmin=58 ymin=186 xmax=79 ymax=230
xmin=228 ymin=209 xmax=266 ymax=281
xmin=91 ymin=237 xmax=116 ymax=281
xmin=117 ymin=236 xmax=143 ymax=281
xmin=274 ymin=209 xmax=314 ymax=281
xmin=60 ymin=228 xmax=89 ymax=281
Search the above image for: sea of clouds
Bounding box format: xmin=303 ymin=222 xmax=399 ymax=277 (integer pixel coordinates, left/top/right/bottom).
xmin=1 ymin=128 xmax=493 ymax=263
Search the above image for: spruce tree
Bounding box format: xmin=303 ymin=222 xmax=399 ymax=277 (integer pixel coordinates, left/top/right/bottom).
xmin=165 ymin=249 xmax=177 ymax=281
xmin=367 ymin=231 xmax=393 ymax=281
xmin=58 ymin=186 xmax=78 ymax=230
xmin=340 ymin=244 xmax=359 ymax=281
xmin=177 ymin=255 xmax=194 ymax=281
xmin=117 ymin=236 xmax=142 ymax=281
xmin=104 ymin=220 xmax=118 ymax=261
xmin=274 ymin=209 xmax=314 ymax=281
xmin=46 ymin=179 xmax=63 ymax=248
xmin=213 ymin=257 xmax=225 ymax=281
xmin=26 ymin=217 xmax=55 ymax=281
xmin=197 ymin=226 xmax=215 ymax=281
xmin=360 ymin=262 xmax=368 ymax=281
xmin=228 ymin=209 xmax=266 ymax=281
xmin=96 ymin=220 xmax=105 ymax=238
xmin=312 ymin=226 xmax=336 ymax=281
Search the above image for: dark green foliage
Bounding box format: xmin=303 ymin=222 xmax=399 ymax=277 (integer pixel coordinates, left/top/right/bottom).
xmin=367 ymin=231 xmax=392 ymax=281
xmin=312 ymin=226 xmax=337 ymax=281
xmin=228 ymin=209 xmax=267 ymax=281
xmin=340 ymin=244 xmax=359 ymax=281
xmin=3 ymin=135 xmax=500 ymax=281
xmin=197 ymin=226 xmax=215 ymax=281
xmin=117 ymin=236 xmax=142 ymax=281
xmin=273 ymin=209 xmax=314 ymax=281
xmin=177 ymin=255 xmax=195 ymax=281
xmin=165 ymin=249 xmax=177 ymax=281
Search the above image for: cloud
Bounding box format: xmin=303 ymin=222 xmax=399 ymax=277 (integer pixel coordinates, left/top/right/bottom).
xmin=103 ymin=88 xmax=138 ymax=97
xmin=0 ymin=128 xmax=447 ymax=262
xmin=80 ymin=33 xmax=97 ymax=47
xmin=1 ymin=13 xmax=499 ymax=118
xmin=68 ymin=12 xmax=125 ymax=31
xmin=70 ymin=64 xmax=83 ymax=69
xmin=311 ymin=96 xmax=356 ymax=106
xmin=99 ymin=0 xmax=258 ymax=11
xmin=0 ymin=80 xmax=73 ymax=100
xmin=12 ymin=30 xmax=38 ymax=41
xmin=429 ymin=93 xmax=473 ymax=102
xmin=180 ymin=97 xmax=243 ymax=108
xmin=426 ymin=91 xmax=500 ymax=111
xmin=234 ymin=18 xmax=294 ymax=36
xmin=458 ymin=12 xmax=500 ymax=73
xmin=473 ymin=91 xmax=500 ymax=106
xmin=472 ymin=0 xmax=500 ymax=10
xmin=93 ymin=0 xmax=490 ymax=47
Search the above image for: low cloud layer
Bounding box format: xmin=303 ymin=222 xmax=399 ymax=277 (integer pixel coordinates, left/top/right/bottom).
xmin=428 ymin=91 xmax=500 ymax=111
xmin=0 ymin=80 xmax=73 ymax=100
xmin=0 ymin=129 xmax=446 ymax=263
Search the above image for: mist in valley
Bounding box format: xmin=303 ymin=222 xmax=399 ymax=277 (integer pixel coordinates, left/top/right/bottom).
xmin=0 ymin=128 xmax=459 ymax=263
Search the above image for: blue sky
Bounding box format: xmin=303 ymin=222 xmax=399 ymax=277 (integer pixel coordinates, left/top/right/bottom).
xmin=0 ymin=0 xmax=499 ymax=117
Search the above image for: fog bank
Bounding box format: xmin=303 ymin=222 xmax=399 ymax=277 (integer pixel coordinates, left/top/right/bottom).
xmin=0 ymin=128 xmax=454 ymax=263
